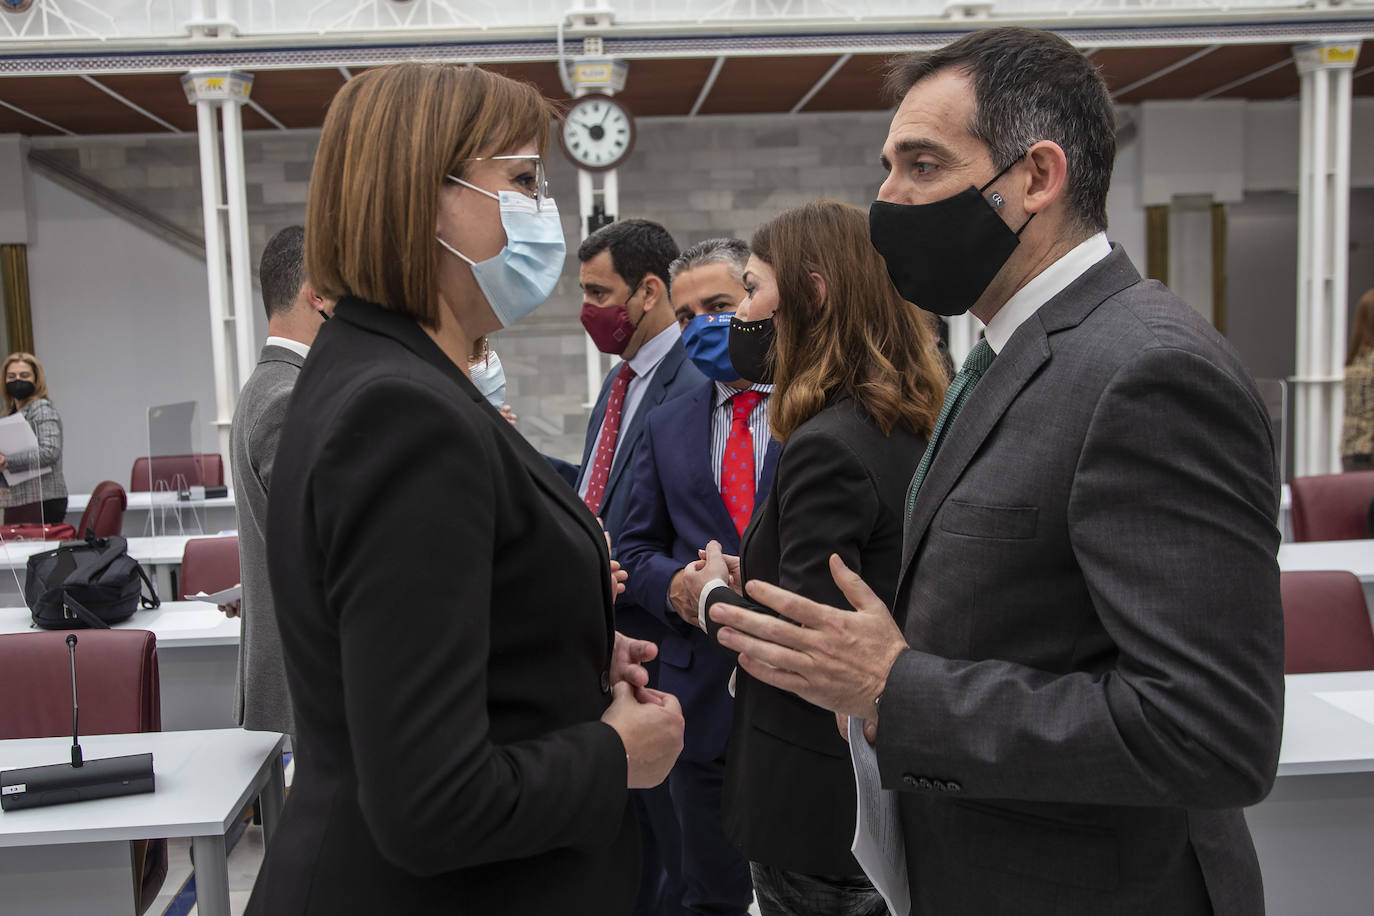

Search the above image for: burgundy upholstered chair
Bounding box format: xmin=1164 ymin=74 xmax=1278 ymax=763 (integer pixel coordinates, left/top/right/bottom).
xmin=129 ymin=453 xmax=225 ymax=493
xmin=0 ymin=630 xmax=166 ymax=912
xmin=76 ymin=480 xmax=128 ymax=538
xmin=1280 ymin=570 xmax=1374 ymax=674
xmin=1289 ymin=470 xmax=1374 ymax=542
xmin=179 ymin=535 xmax=240 ymax=599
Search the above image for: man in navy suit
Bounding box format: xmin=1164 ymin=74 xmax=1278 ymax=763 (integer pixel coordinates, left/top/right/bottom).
xmin=619 ymin=238 xmax=780 ymax=916
xmin=577 ymin=219 xmax=707 ymax=916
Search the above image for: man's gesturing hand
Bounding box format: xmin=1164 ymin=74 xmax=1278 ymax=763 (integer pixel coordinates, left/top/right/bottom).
xmin=710 ymin=554 xmax=907 ymax=720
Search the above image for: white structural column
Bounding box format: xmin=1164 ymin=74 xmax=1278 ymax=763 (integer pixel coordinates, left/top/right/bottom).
xmin=182 ymin=69 xmax=257 ymax=464
xmin=1293 ymin=41 xmax=1361 ymax=478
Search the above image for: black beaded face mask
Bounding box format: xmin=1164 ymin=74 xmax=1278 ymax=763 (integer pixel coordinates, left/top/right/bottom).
xmin=5 ymin=380 xmax=35 ymax=401
xmin=727 ymin=314 xmax=775 ymax=385
xmin=868 ymin=153 xmax=1032 ymax=317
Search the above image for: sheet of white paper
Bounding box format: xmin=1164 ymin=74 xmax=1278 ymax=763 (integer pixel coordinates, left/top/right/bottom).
xmin=151 ymin=609 xmax=232 ymax=631
xmin=849 ymin=715 xmax=911 ymax=916
xmin=185 ymin=584 xmax=242 ymax=605
xmin=1315 ymin=689 xmax=1374 ymax=727
xmin=0 ymin=412 xmax=53 ymax=487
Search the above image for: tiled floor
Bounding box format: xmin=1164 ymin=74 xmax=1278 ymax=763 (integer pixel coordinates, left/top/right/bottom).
xmin=149 ymin=825 xmax=263 ymax=916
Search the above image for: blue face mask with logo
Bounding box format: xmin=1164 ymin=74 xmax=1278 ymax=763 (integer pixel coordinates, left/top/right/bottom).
xmin=681 ymin=312 xmax=740 ymax=382
xmin=437 ymin=179 xmax=566 ymax=328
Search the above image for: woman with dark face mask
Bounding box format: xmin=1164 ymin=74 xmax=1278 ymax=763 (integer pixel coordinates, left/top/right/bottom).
xmin=0 ymin=352 xmax=67 ymax=525
xmin=678 ymin=200 xmax=948 ymax=915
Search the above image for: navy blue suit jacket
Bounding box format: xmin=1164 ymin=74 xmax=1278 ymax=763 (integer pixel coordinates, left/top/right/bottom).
xmin=576 ymin=340 xmax=706 ymax=646
xmin=617 ymin=382 xmax=780 ymax=761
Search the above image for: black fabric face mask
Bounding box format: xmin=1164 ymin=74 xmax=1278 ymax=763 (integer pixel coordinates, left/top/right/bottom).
xmin=727 ymin=314 xmax=776 ymax=384
xmin=869 ymin=155 xmax=1032 ymax=317
xmin=5 ymin=380 xmax=35 ymax=401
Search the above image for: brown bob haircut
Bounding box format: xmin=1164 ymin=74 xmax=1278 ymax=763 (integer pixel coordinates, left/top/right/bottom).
xmin=750 ymin=200 xmax=947 ymax=443
xmin=1347 ymin=288 xmax=1374 ymax=366
xmin=306 ymin=62 xmax=557 ymax=326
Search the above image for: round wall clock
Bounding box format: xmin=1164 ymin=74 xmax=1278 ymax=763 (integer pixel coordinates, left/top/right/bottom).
xmin=559 ymin=94 xmax=636 ymax=172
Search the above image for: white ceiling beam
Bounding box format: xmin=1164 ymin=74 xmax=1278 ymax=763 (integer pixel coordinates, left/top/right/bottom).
xmin=79 ymin=74 xmax=182 ymax=133
xmin=247 ymin=98 xmax=288 ymax=131
xmin=0 ymin=97 xmax=76 ymax=135
xmin=1194 ymin=57 xmax=1293 ymax=101
xmin=1111 ymin=44 xmax=1220 ymax=99
xmin=791 ymin=53 xmax=852 ymax=115
xmin=688 ymin=55 xmax=727 ymax=117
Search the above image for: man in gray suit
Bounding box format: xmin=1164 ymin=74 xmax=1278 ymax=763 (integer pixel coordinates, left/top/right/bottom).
xmin=707 ymin=28 xmax=1284 ymax=915
xmin=227 ymin=225 xmax=332 ymax=735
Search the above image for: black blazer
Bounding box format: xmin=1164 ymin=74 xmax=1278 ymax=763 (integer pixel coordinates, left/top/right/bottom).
xmin=248 ymin=298 xmax=637 ymax=915
xmin=707 ymin=394 xmax=925 ymax=876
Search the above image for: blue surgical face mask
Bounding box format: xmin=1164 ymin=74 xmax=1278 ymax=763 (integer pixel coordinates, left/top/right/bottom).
xmin=469 ymin=349 xmax=507 ymax=409
xmin=681 ymin=311 xmax=740 ymax=382
xmin=437 ymin=179 xmax=566 ymax=328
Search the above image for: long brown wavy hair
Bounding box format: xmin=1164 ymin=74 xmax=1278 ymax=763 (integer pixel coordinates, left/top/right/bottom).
xmin=1347 ymin=289 xmax=1374 ymax=366
xmin=751 ymin=200 xmax=947 ymax=442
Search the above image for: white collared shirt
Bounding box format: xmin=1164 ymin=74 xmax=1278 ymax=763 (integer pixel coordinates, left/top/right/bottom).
xmin=981 ymin=233 xmax=1111 ymax=355
xmin=264 ymin=335 xmax=311 ymax=360
xmin=578 ymin=322 xmax=681 ymax=501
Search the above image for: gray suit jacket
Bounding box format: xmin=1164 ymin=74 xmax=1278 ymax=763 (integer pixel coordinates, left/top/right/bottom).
xmin=878 ymin=247 xmax=1284 ymax=915
xmin=230 ymin=343 xmax=304 ymax=735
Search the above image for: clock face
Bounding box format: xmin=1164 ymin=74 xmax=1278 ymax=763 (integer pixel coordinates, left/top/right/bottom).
xmin=560 ymin=95 xmax=635 ymax=172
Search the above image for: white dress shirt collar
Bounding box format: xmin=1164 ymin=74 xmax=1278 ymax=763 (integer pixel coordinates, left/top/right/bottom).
xmin=625 ymin=322 xmax=680 ymax=378
xmin=982 ymin=232 xmax=1111 ymax=355
xmin=264 ymin=336 xmax=311 ymax=360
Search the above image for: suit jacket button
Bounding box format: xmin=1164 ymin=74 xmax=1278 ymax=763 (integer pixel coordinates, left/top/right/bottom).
xmin=600 ymin=671 xmax=611 ymax=693
xmin=917 ymin=777 xmax=933 ymax=790
xmin=902 ymin=774 xmax=918 ymax=787
xmin=946 ymin=781 xmax=962 ymax=793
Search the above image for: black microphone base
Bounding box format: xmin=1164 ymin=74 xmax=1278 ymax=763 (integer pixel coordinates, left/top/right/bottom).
xmin=1 ymin=753 xmax=155 ymax=811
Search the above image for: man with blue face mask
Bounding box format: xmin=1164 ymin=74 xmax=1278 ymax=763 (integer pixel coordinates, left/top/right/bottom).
xmin=619 ymin=238 xmax=781 ymax=916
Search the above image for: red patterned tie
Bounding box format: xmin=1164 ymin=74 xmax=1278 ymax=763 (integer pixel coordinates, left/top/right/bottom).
xmin=583 ymin=362 xmax=636 ymax=516
xmin=721 ymin=390 xmax=764 ymax=536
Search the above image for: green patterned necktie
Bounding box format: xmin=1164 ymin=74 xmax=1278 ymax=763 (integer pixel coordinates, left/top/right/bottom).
xmin=906 ymin=338 xmax=996 ymax=521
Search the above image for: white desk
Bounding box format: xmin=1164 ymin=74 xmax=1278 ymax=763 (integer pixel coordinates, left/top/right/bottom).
xmin=1276 ymin=538 xmax=1374 ymax=627
xmin=1278 ymin=483 xmax=1292 ymax=542
xmin=0 ymin=728 xmax=284 ymax=916
xmin=0 ymin=602 xmax=240 ymax=730
xmin=0 ymin=534 xmax=197 ymax=603
xmin=1247 ymin=671 xmax=1374 ymax=915
xmin=65 ymin=490 xmax=237 ymax=539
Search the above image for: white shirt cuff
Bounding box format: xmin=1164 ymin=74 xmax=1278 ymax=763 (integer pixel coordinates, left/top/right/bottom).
xmin=696 ymin=577 xmax=727 ymax=633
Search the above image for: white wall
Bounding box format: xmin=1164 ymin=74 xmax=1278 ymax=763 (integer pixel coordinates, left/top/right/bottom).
xmin=26 ymin=172 xmax=218 ymax=495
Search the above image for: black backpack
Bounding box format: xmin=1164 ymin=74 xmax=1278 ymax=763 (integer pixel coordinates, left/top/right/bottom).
xmin=24 ymin=532 xmax=161 ymax=629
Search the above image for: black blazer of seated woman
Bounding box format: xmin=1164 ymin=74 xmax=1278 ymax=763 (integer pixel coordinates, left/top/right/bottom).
xmin=695 ymin=200 xmax=947 ymax=885
xmin=254 ymin=297 xmax=638 ymax=913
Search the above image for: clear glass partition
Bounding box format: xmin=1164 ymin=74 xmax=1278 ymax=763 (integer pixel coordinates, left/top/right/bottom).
xmin=145 ymin=400 xmax=206 ymax=537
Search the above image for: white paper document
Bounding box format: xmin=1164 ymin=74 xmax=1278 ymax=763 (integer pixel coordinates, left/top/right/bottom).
xmin=0 ymin=412 xmax=53 ymax=487
xmin=186 ymin=583 xmax=242 ymax=605
xmin=1315 ymin=690 xmax=1374 ymax=727
xmin=849 ymin=715 xmax=911 ymax=916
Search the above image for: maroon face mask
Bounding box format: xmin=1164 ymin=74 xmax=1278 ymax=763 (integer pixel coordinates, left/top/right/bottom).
xmin=580 ymin=299 xmax=640 ymax=355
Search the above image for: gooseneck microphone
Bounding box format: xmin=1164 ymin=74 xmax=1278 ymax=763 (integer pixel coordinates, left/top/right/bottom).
xmin=1 ymin=634 xmax=156 ymax=811
xmin=68 ymin=634 xmax=83 ymax=769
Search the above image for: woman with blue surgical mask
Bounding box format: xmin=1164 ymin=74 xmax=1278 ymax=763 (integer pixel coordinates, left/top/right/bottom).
xmin=247 ymin=61 xmax=683 ymax=916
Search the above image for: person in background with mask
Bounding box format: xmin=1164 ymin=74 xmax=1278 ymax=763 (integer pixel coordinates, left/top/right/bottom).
xmin=617 ymin=238 xmax=777 ymax=916
xmin=576 ymin=217 xmax=706 ymax=916
xmin=680 ymin=201 xmax=944 ymax=916
xmin=247 ymin=62 xmax=682 ymax=915
xmin=707 ymin=29 xmax=1283 ymax=916
xmin=223 ymin=224 xmax=331 ymax=745
xmin=0 ymin=352 xmax=67 ymax=525
xmin=468 ymin=336 xmax=518 ymax=427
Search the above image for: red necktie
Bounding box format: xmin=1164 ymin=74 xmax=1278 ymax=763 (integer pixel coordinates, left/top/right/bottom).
xmin=721 ymin=390 xmax=764 ymax=536
xmin=583 ymin=362 xmax=636 ymax=516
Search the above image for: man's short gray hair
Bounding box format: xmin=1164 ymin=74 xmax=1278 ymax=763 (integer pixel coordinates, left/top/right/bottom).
xmin=668 ymin=237 xmax=750 ymax=285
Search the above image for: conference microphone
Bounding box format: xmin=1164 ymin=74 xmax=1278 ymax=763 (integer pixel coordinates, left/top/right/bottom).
xmin=0 ymin=634 xmax=155 ymax=811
